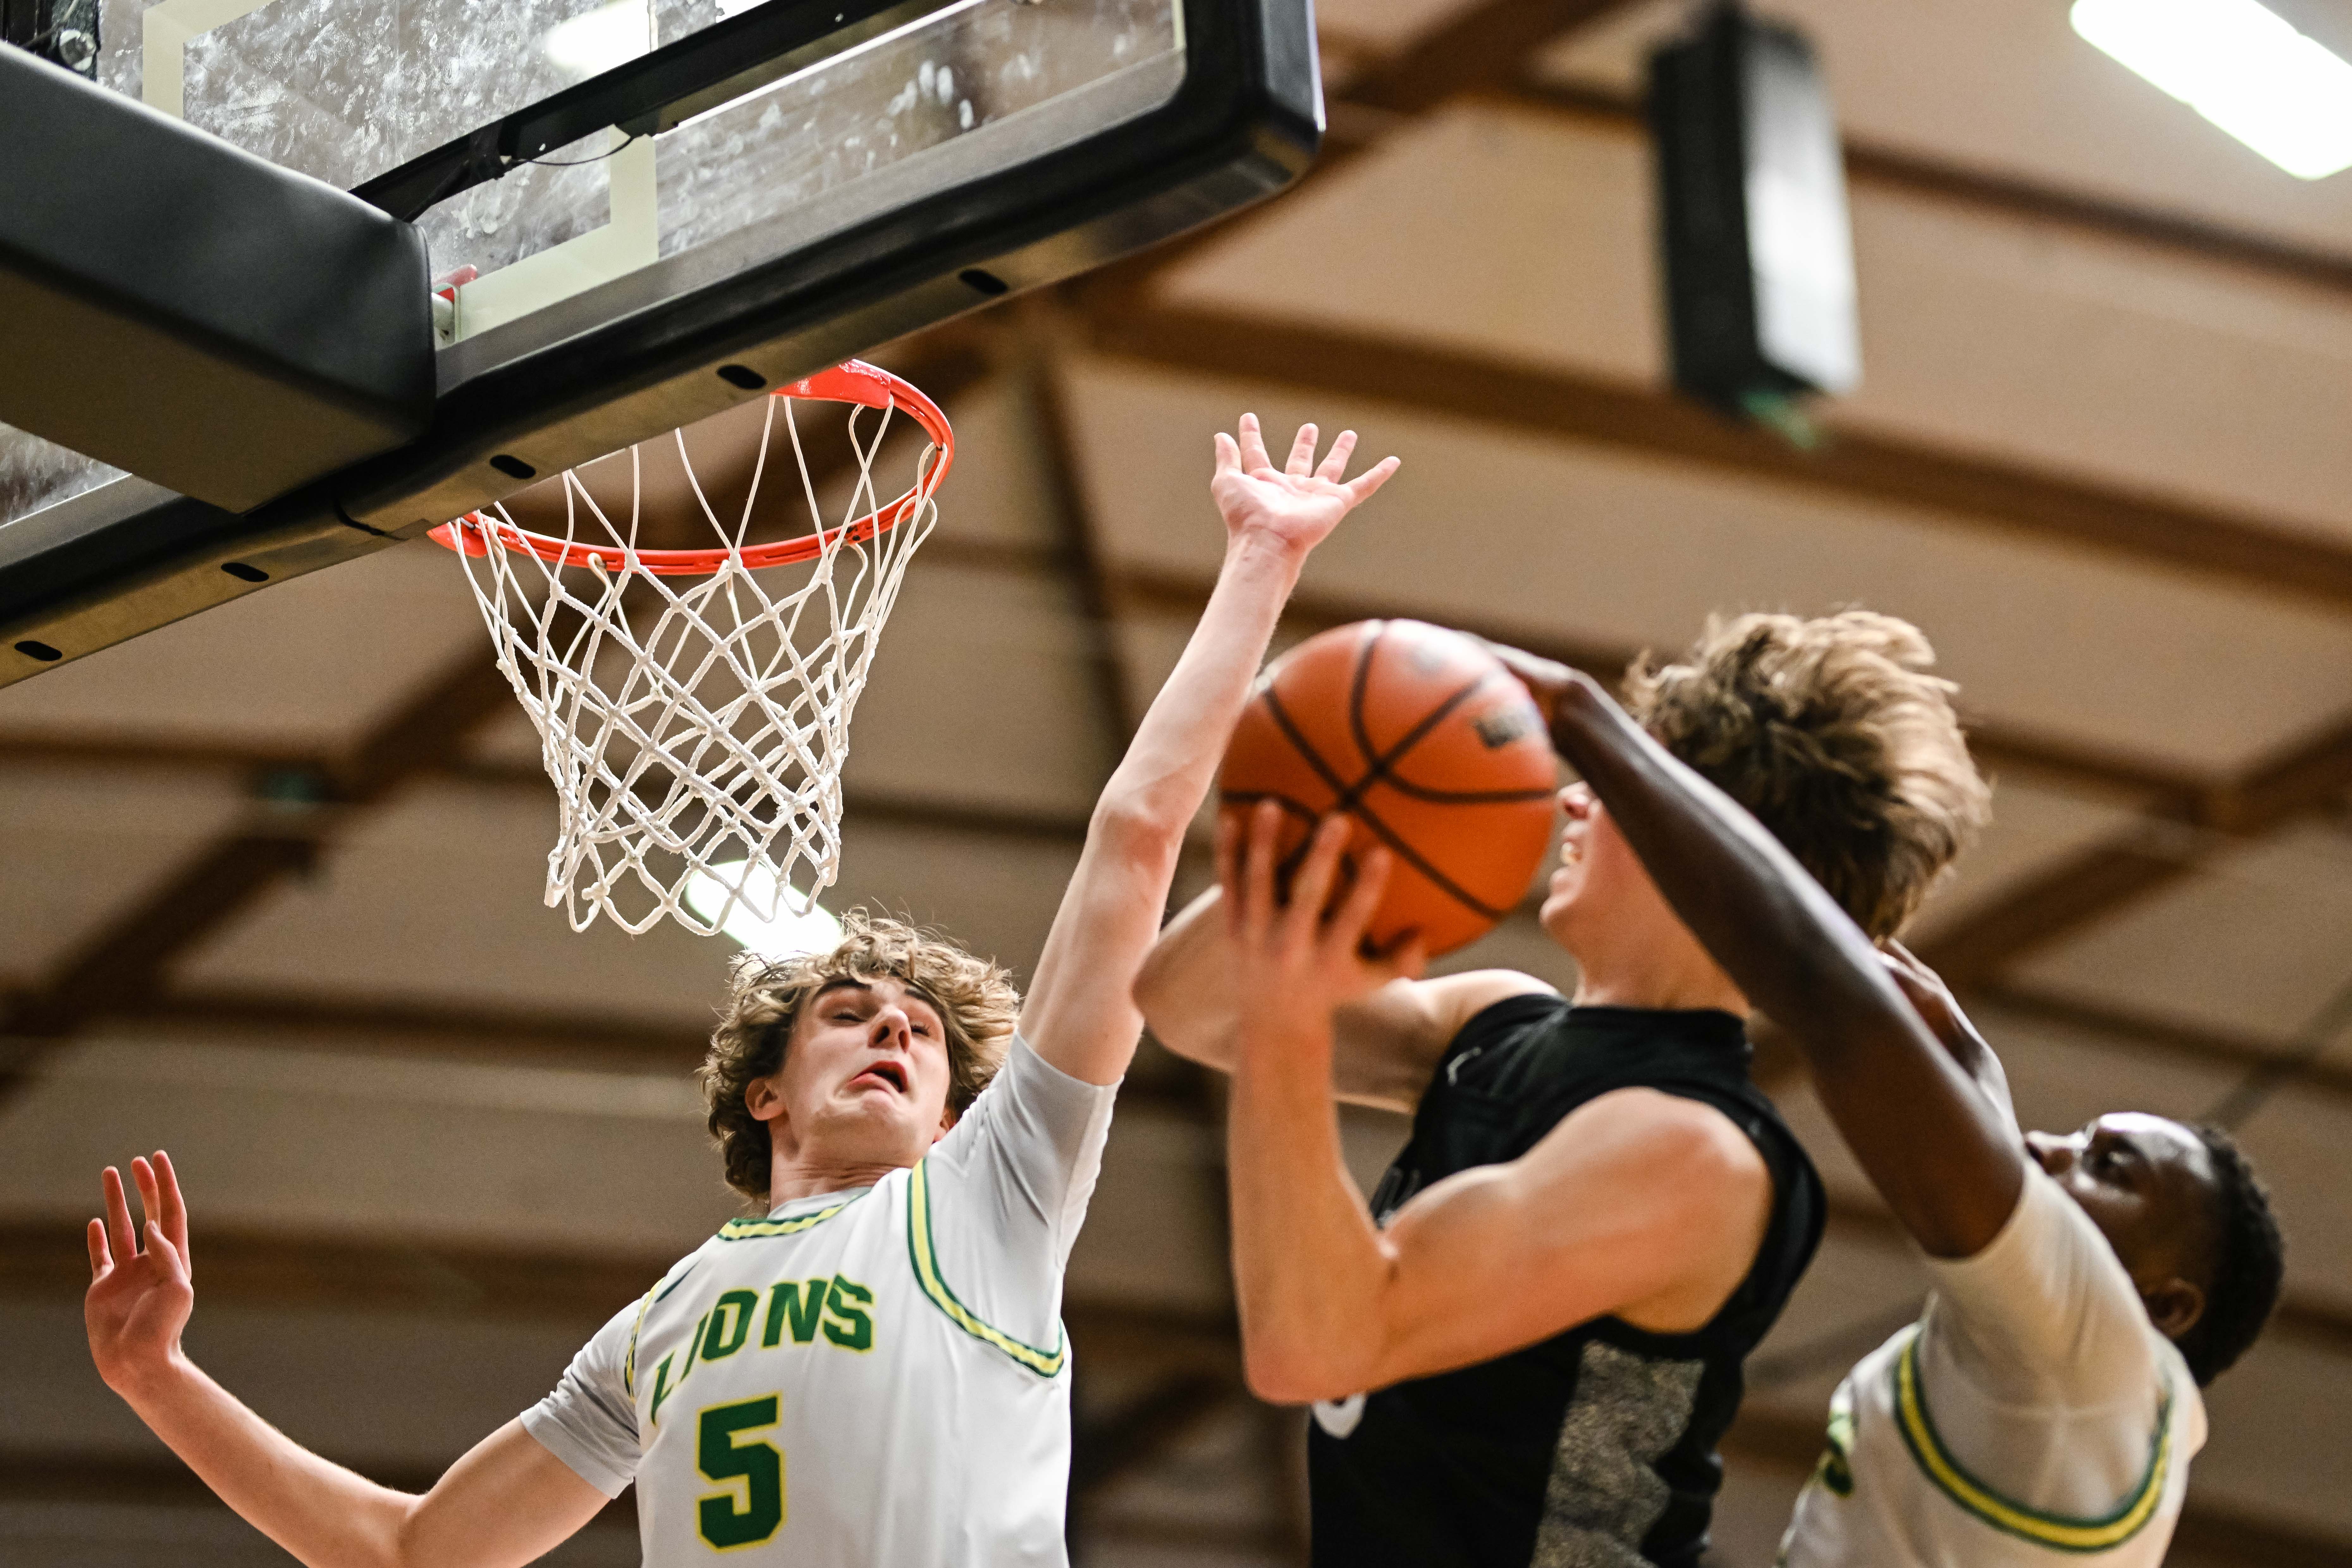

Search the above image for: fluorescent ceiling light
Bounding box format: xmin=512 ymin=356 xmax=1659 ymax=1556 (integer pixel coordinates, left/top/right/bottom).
xmin=684 ymin=860 xmax=845 ymax=958
xmin=543 ymin=0 xmax=651 ymax=80
xmin=2071 ymin=0 xmax=2352 ymax=180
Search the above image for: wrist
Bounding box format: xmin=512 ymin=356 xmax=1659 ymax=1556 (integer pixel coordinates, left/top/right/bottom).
xmin=1235 ymin=1007 xmax=1336 ymax=1077
xmin=1544 ymin=669 xmax=1612 ymax=756
xmin=107 ymin=1345 xmax=196 ymax=1406
xmin=1224 ymin=526 xmax=1312 ymax=576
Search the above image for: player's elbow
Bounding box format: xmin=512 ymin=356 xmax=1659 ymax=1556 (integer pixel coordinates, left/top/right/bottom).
xmin=1241 ymin=1337 xmax=1358 ymax=1406
xmin=1087 ymin=790 xmax=1188 ymax=871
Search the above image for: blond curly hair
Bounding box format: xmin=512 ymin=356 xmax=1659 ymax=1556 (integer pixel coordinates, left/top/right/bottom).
xmin=700 ymin=910 xmax=1021 ymax=1202
xmin=1624 ymin=611 xmax=1990 ymax=940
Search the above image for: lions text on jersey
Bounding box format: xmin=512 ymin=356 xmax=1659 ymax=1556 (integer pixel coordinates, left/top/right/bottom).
xmin=523 ymin=1038 xmax=1116 ymax=1565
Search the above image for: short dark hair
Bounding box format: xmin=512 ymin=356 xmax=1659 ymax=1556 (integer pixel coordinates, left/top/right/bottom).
xmin=2174 ymin=1123 xmax=2284 ymax=1386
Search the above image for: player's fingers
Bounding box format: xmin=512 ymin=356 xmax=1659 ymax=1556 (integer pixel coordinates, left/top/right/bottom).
xmin=1215 ymin=812 xmax=1244 ymax=925
xmin=155 ymin=1150 xmax=189 ymax=1273
xmin=130 ymin=1156 xmax=159 ymax=1233
xmin=101 ymin=1167 xmax=138 ymax=1263
xmin=1240 ymin=800 xmax=1282 ymax=938
xmin=87 ymin=1218 xmax=111 ymax=1280
xmin=1386 ymin=932 xmax=1429 ymax=983
xmin=1285 ymin=422 xmax=1320 ymax=477
xmin=1330 ymin=843 xmax=1393 ymax=951
xmin=1213 ymin=430 xmax=1241 ymax=478
xmin=1287 ymin=815 xmax=1352 ymax=938
xmin=1237 ymin=413 xmax=1274 ymax=474
xmin=1343 ymin=455 xmax=1402 ymax=505
xmin=1313 ymin=429 xmax=1359 ymax=483
xmin=144 ymin=1222 xmax=185 ymax=1281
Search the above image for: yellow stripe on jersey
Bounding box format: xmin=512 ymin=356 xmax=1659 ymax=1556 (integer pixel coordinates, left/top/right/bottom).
xmin=718 ymin=1193 xmax=865 ymax=1241
xmin=905 ymin=1159 xmax=1067 ymax=1378
xmin=1891 ymin=1325 xmax=2174 ymax=1553
xmin=625 ymin=1256 xmax=705 ymax=1396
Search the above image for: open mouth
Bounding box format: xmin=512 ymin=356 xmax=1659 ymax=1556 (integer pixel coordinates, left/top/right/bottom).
xmin=853 ymin=1061 xmax=909 ymax=1095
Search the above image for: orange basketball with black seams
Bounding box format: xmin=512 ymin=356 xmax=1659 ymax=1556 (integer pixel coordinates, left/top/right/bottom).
xmin=1219 ymin=619 xmax=1561 ymax=957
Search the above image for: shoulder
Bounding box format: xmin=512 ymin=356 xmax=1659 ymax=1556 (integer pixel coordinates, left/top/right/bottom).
xmin=1424 ymin=970 xmax=1563 ymax=1046
xmin=1532 ymin=1086 xmax=1771 ymax=1207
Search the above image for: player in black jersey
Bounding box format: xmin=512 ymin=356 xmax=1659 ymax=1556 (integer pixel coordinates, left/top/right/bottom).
xmin=1139 ymin=611 xmax=1990 ymax=1568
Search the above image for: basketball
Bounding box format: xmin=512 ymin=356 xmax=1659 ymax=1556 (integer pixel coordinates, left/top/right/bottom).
xmin=1219 ymin=620 xmax=1562 ymax=957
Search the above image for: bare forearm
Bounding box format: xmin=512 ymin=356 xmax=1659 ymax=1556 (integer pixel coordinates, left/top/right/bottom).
xmin=1099 ymin=535 xmax=1301 ymax=834
xmin=1023 ymin=537 xmax=1306 ymax=1081
xmin=114 ymin=1356 xmax=414 ymax=1568
xmin=1226 ymin=1023 xmax=1395 ymax=1401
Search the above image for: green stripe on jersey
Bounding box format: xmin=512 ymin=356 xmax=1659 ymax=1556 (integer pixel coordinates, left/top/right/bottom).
xmin=905 ymin=1159 xmax=1066 ymax=1377
xmin=1891 ymin=1325 xmax=2173 ymax=1552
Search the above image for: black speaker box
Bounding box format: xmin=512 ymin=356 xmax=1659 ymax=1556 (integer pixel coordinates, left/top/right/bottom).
xmin=1649 ymin=3 xmax=1859 ymax=416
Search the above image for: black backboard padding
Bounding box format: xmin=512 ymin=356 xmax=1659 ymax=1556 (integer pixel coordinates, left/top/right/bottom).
xmin=0 ymin=0 xmax=1316 ymax=684
xmin=0 ymin=46 xmax=433 ymax=512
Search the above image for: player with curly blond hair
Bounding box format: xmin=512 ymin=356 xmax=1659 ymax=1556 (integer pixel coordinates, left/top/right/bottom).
xmin=1139 ymin=608 xmax=1990 ymax=1568
xmin=79 ymin=413 xmax=1398 ymax=1568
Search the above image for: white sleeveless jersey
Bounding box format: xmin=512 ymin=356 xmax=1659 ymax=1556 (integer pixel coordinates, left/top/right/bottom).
xmin=1777 ymin=1169 xmax=2206 ymax=1568
xmin=523 ymin=1039 xmax=1116 ymax=1567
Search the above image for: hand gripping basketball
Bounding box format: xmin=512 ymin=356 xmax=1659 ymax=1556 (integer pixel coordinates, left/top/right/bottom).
xmin=1222 ymin=806 xmax=1426 ymax=1032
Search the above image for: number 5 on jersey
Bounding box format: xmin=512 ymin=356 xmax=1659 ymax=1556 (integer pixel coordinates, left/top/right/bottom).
xmin=698 ymin=1395 xmax=784 ymax=1549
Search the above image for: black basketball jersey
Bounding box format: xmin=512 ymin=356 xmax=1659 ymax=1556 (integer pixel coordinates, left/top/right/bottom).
xmin=1308 ymin=994 xmax=1825 ymax=1568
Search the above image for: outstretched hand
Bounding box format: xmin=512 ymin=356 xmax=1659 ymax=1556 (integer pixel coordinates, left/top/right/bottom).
xmin=86 ymin=1152 xmax=194 ymax=1396
xmin=1220 ymin=803 xmax=1426 ymax=1053
xmin=1211 ymin=414 xmax=1399 ymax=561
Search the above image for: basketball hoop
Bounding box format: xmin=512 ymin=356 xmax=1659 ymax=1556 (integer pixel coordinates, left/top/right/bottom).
xmin=429 ymin=360 xmax=953 ymax=937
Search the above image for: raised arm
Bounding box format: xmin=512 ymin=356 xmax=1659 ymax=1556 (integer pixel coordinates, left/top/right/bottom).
xmin=86 ymin=1153 xmax=608 ymax=1568
xmin=1016 ymin=416 xmax=1397 ymax=1086
xmin=1135 ymin=886 xmax=1545 ymax=1112
xmin=1504 ymin=656 xmax=2022 ymax=1258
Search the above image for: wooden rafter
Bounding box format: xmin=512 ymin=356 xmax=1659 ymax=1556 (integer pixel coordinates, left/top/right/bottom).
xmin=1515 ymin=82 xmax=2352 ymax=305
xmin=0 ymin=648 xmax=516 ymax=1043
xmin=1918 ymin=711 xmax=2352 ymax=985
xmin=1340 ymin=0 xmax=1651 ymax=115
xmin=1108 ymin=568 xmax=2212 ymax=808
xmin=1972 ymin=982 xmax=2352 ymax=1108
xmin=1083 ymin=304 xmax=2352 ymax=615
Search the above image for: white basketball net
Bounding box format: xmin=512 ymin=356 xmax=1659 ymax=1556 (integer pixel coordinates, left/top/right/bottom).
xmin=441 ymin=383 xmax=943 ymax=936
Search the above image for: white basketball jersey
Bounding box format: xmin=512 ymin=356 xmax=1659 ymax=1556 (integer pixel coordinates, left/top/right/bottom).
xmin=1777 ymin=1170 xmax=2207 ymax=1568
xmin=523 ymin=1038 xmax=1115 ymax=1567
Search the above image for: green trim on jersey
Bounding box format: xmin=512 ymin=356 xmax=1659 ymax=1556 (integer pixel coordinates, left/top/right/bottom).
xmin=625 ymin=1259 xmax=701 ymax=1396
xmin=718 ymin=1191 xmax=866 ymax=1241
xmin=905 ymin=1159 xmax=1066 ymax=1377
xmin=1891 ymin=1325 xmax=2174 ymax=1553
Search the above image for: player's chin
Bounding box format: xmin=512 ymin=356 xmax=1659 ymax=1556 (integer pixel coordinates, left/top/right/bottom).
xmin=1537 ymin=881 xmax=1583 ymax=940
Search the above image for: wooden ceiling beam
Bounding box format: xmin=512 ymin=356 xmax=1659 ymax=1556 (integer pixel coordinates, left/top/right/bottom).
xmin=0 ymin=649 xmax=516 ymax=1044
xmin=1971 ymin=981 xmax=2352 ymax=1109
xmin=1341 ymin=0 xmax=1651 ymax=116
xmin=1515 ymin=81 xmax=2352 ymax=306
xmin=1109 ymin=567 xmax=2208 ymax=809
xmin=1917 ymin=714 xmax=2352 ymax=984
xmin=1084 ymin=304 xmax=2352 ymax=616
